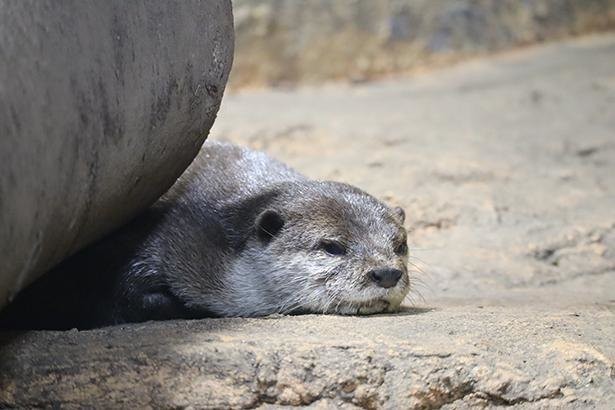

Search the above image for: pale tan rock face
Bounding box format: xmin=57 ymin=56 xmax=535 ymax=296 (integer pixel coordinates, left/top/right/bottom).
xmin=1 ymin=308 xmax=613 ymax=408
xmin=231 ymin=0 xmax=615 ymax=88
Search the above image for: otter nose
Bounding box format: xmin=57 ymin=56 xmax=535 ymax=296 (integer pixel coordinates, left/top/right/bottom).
xmin=369 ymin=268 xmax=402 ymax=288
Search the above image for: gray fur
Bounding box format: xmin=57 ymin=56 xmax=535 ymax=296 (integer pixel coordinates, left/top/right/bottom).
xmin=151 ymin=141 xmax=410 ymax=317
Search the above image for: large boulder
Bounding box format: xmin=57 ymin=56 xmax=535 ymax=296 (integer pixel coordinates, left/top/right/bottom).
xmin=0 ymin=0 xmax=234 ymax=309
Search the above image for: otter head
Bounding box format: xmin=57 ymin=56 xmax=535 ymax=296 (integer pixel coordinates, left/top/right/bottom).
xmin=231 ymin=181 xmax=410 ymax=316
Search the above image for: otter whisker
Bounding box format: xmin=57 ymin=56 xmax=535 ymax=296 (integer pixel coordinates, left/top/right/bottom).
xmin=406 ymin=260 xmax=428 ymax=277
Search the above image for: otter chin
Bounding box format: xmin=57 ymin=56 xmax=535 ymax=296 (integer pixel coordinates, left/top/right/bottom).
xmin=0 ymin=141 xmax=411 ymax=330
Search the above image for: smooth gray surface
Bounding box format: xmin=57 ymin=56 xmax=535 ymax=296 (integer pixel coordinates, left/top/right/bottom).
xmin=0 ymin=0 xmax=234 ymax=308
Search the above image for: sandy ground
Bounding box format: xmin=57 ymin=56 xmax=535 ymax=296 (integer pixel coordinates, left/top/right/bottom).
xmin=1 ymin=34 xmax=614 ymax=409
xmin=212 ymin=34 xmax=615 ymax=309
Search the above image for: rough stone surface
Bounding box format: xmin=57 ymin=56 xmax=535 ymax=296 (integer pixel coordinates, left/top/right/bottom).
xmin=1 ymin=307 xmax=613 ymax=409
xmin=1 ymin=34 xmax=614 ymax=408
xmin=0 ymin=0 xmax=234 ymax=308
xmin=231 ymin=0 xmax=615 ymax=88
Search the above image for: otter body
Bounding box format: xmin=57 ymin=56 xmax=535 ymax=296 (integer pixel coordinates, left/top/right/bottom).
xmin=0 ymin=142 xmax=410 ymax=330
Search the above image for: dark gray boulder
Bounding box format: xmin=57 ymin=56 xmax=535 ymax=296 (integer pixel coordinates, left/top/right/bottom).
xmin=0 ymin=0 xmax=234 ymax=309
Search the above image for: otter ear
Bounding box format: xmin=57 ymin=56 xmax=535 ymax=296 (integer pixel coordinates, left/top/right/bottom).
xmin=256 ymin=209 xmax=284 ymax=242
xmin=393 ymin=206 xmax=405 ymax=224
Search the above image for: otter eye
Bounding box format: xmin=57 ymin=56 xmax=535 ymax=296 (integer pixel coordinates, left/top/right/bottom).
xmin=319 ymin=240 xmax=347 ymax=256
xmin=394 ymin=242 xmax=408 ymax=255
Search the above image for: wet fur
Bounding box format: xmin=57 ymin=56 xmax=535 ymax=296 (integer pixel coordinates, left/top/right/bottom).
xmin=0 ymin=142 xmax=409 ymax=329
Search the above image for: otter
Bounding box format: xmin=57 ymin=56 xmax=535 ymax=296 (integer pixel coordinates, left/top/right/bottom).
xmin=0 ymin=141 xmax=410 ymax=330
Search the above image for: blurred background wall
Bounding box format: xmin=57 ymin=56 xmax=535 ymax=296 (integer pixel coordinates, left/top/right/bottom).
xmin=231 ymin=0 xmax=615 ymax=88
